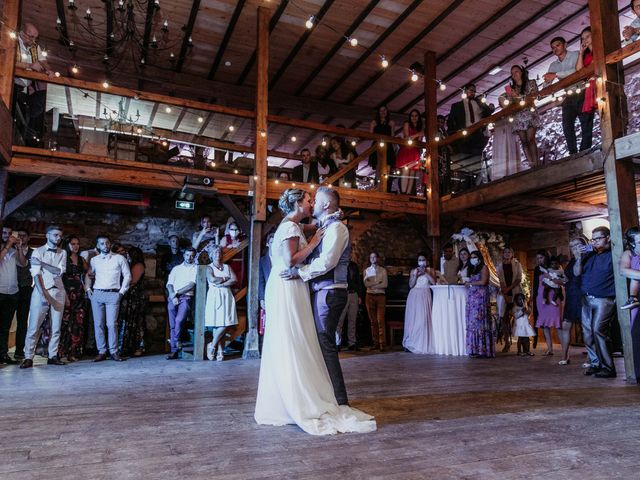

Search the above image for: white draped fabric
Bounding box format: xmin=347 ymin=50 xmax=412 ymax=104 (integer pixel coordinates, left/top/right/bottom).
xmin=255 ymin=220 xmax=376 ymax=436
xmin=430 ymin=285 xmax=467 ymax=356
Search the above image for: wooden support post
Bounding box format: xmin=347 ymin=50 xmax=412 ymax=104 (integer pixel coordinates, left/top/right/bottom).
xmin=424 ymin=50 xmax=440 ymax=265
xmin=590 ymin=0 xmax=639 ymax=382
xmin=378 ymin=142 xmax=387 ymax=192
xmin=0 ymin=168 xmax=8 ymax=221
xmin=243 ymin=217 xmax=261 ymax=359
xmin=0 ymin=0 xmax=20 ymax=165
xmin=191 ymin=264 xmax=208 ymax=361
xmin=2 ymin=175 xmax=58 ymax=219
xmin=254 ymin=6 xmax=269 ymax=222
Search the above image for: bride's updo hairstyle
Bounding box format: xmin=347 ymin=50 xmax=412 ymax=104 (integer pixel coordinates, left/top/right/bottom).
xmin=278 ymin=188 xmax=307 ymax=215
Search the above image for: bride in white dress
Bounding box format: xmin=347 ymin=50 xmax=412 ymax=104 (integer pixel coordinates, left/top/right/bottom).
xmin=255 ymin=189 xmax=376 ymax=436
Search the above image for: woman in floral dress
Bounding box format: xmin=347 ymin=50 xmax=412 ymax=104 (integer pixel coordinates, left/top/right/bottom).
xmin=505 ymin=65 xmax=540 ymax=167
xmin=59 ymin=236 xmax=89 ymax=361
xmin=118 ymin=247 xmax=147 ymax=356
xmin=464 ymin=250 xmax=495 ymax=358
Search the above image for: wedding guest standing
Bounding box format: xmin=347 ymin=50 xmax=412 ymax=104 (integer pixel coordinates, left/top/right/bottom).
xmin=166 ymin=248 xmax=197 ymax=360
xmin=504 ymin=65 xmax=540 ymax=167
xmin=205 ymin=245 xmax=238 ymax=361
xmin=336 ymin=258 xmax=363 ymax=351
xmin=576 ymin=28 xmax=598 ymax=118
xmin=13 ymin=229 xmax=33 ymax=360
xmin=0 ymin=227 xmax=27 ymax=364
xmin=496 ymin=246 xmax=523 ymax=353
xmin=220 ymin=219 xmax=247 ymax=289
xmin=492 ymin=94 xmax=522 ymax=179
xmin=622 ymin=0 xmax=640 ymax=45
xmin=160 ymin=234 xmax=183 ymax=281
xmin=441 ymin=243 xmax=459 ymax=285
xmin=530 ymin=250 xmax=549 ymax=349
xmin=575 ymin=227 xmax=617 ymax=378
xmin=558 ymin=237 xmax=587 ymax=366
xmin=364 ymin=251 xmax=388 ymax=351
xmin=119 ymin=247 xmax=147 ymax=357
xmin=58 ymin=236 xmax=89 ymax=362
xmin=21 ymin=226 xmax=67 ymax=369
xmin=85 ymin=234 xmax=131 ymax=362
xmin=368 ymin=105 xmax=396 ymax=175
xmin=457 ymin=248 xmax=471 ymax=281
xmin=292 ymin=148 xmax=320 ymax=184
xmin=536 ymin=255 xmax=565 ymax=356
xmin=402 ymin=254 xmax=436 ymax=354
xmin=464 ymin=251 xmax=494 ymax=358
xmin=192 ymin=214 xmax=218 ymax=264
xmin=395 ymin=109 xmax=424 ymax=194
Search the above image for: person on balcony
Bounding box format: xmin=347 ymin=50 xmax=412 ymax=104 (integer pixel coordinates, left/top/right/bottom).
xmin=504 ymin=65 xmax=540 ymax=167
xmin=14 ymin=23 xmax=53 ymax=147
xmin=396 ymin=109 xmax=424 ymax=195
xmin=292 ymin=148 xmax=320 ymax=184
xmin=543 ymin=36 xmax=593 ymax=155
xmin=622 ymin=0 xmax=640 ymax=46
xmin=447 ymin=83 xmax=494 ymax=160
xmin=330 ymin=137 xmax=356 ymax=188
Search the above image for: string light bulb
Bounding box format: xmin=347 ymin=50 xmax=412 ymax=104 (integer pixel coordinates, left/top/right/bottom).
xmin=439 ymin=82 xmax=446 ymax=91
xmin=71 ymin=64 xmax=79 ymax=74
xmin=488 ymin=123 xmax=495 ymax=130
xmin=503 ymin=99 xmax=510 ymax=106
xmin=411 ymin=71 xmax=419 ymax=82
xmin=508 ymin=117 xmax=514 ymax=123
xmin=575 ymin=87 xmax=581 ymax=94
xmin=102 ymin=80 xmax=109 ymax=89
xmin=260 ymin=130 xmax=267 ymax=137
xmin=462 ymin=130 xmax=468 ymax=136
xmin=434 ymin=135 xmax=441 ymax=142
xmin=461 ymin=92 xmax=468 ymax=100
xmin=530 ymin=106 xmax=535 ymax=112
xmin=291 ymin=136 xmax=297 ymax=142
xmin=228 ymin=125 xmax=235 ymax=132
xmin=165 ymin=106 xmax=172 ymax=113
xmin=480 ymin=96 xmax=487 ymax=104
xmin=407 ymin=139 xmax=413 ymax=145
xmin=305 ymin=15 xmax=314 ymax=29
xmin=381 ymin=56 xmax=389 ymax=68
xmin=9 ymin=31 xmax=16 ymax=40
xmin=351 ymin=140 xmax=357 ymax=147
xmin=197 ymin=116 xmax=204 ymax=123
xmin=321 ymin=138 xmax=327 ymax=147
xmin=349 ymin=37 xmax=358 ymax=47
xmin=379 ymin=141 xmax=385 ymax=148
xmin=519 ymin=99 xmax=526 ymax=106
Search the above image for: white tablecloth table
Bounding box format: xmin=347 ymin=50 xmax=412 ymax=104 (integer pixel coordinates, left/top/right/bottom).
xmin=430 ymin=285 xmax=467 ymax=356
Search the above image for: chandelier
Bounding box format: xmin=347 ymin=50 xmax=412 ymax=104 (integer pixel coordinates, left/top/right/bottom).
xmin=59 ymin=0 xmax=189 ymax=73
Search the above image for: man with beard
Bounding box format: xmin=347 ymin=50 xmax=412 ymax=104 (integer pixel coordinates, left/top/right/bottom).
xmin=20 ymin=226 xmax=67 ymax=368
xmin=166 ymin=248 xmax=197 ymax=360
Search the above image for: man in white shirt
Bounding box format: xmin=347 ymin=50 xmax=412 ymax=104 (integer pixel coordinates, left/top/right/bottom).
xmin=0 ymin=226 xmax=27 ymax=364
xmin=364 ymin=251 xmax=388 ymax=351
xmin=441 ymin=243 xmax=460 ymax=285
xmin=543 ymin=36 xmax=594 ymax=155
xmin=20 ymin=226 xmax=67 ymax=369
xmin=85 ymin=234 xmax=131 ymax=362
xmin=166 ymin=248 xmax=197 ymax=360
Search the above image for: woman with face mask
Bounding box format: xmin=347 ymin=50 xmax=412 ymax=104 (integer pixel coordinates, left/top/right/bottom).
xmin=402 ymin=254 xmax=436 ymax=354
xmin=464 ymin=251 xmax=495 ymax=358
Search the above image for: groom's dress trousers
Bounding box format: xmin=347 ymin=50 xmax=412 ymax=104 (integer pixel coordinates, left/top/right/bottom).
xmin=23 ymin=246 xmax=67 ymax=360
xmin=299 ymin=218 xmax=350 ymax=405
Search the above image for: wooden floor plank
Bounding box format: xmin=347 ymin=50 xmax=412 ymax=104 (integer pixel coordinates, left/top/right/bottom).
xmin=1 ymin=348 xmax=639 ymax=479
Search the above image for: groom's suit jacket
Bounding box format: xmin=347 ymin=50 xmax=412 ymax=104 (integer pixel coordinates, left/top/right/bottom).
xmin=298 ymin=217 xmax=350 ymax=291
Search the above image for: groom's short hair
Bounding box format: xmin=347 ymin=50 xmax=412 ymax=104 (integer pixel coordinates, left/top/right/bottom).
xmin=316 ymin=186 xmax=340 ymax=208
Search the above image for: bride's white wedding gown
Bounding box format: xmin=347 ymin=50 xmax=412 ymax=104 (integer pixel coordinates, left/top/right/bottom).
xmin=254 ymin=220 xmax=376 ymax=435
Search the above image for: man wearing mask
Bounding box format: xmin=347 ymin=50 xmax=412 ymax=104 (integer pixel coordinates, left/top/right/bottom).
xmin=0 ymin=226 xmax=27 ymax=364
xmin=574 ymin=227 xmax=617 ymax=378
xmin=85 ymin=234 xmax=131 ymax=362
xmin=166 ymin=248 xmax=197 ymax=360
xmin=20 ymin=226 xmax=67 ymax=369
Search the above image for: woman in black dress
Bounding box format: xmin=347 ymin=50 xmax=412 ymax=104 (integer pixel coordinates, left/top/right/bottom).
xmin=558 ymin=237 xmax=587 ymax=365
xmin=118 ymin=247 xmax=147 ymax=356
xmin=59 ymin=236 xmax=89 ymax=362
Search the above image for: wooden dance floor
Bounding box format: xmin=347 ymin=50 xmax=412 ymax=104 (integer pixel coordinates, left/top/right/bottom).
xmin=2 ymin=348 xmax=640 ymax=479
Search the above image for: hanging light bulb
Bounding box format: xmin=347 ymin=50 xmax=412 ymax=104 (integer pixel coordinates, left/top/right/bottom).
xmin=381 ymin=56 xmax=389 ymax=68
xmin=411 ymin=71 xmax=419 ymax=82
xmin=351 ymin=140 xmax=357 ymax=147
xmin=151 ymin=35 xmax=158 ymax=48
xmin=407 ymin=139 xmax=413 ymax=145
xmin=291 ymin=136 xmax=297 ymax=142
xmin=71 ymin=64 xmax=79 ymax=74
xmin=349 ymin=37 xmax=358 ymax=47
xmin=519 ymin=98 xmax=526 ymax=106
xmin=54 ymin=71 xmax=61 ymax=77
xmin=305 ymin=15 xmax=314 ymax=29
xmin=85 ymin=7 xmax=92 ymax=20
xmin=530 ymin=106 xmax=535 ymax=112
xmin=260 ymin=130 xmax=267 ymax=137
xmin=462 ymin=130 xmax=468 ymax=136
xmin=508 ymin=117 xmax=514 ymax=123
xmin=379 ymin=141 xmax=385 ymax=148
xmin=434 ymin=135 xmax=441 ymax=142
xmin=575 ymin=87 xmax=581 ymax=94
xmin=228 ymin=125 xmax=235 ymax=132
xmin=503 ymin=98 xmax=510 ymax=106
xmin=480 ymin=96 xmax=487 ymax=104
xmin=136 ymin=127 xmax=143 ymax=134
xmin=117 ymin=0 xmax=125 ymax=12
xmin=461 ymin=91 xmax=468 ymax=100
xmin=197 ymin=116 xmax=204 ymax=123
xmin=68 ymin=0 xmax=77 ymax=10
xmin=165 ymin=106 xmax=172 ymax=113
xmin=439 ymin=82 xmax=446 ymax=91
xmin=321 ymin=138 xmax=327 ymax=147
xmin=102 ymin=80 xmax=109 ymax=89
xmin=162 ymin=19 xmax=169 ymax=33
xmin=488 ymin=123 xmax=495 ymax=130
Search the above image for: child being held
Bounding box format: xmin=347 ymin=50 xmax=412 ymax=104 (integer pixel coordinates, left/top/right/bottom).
xmin=540 ymin=256 xmax=566 ymax=306
xmin=513 ymin=293 xmax=535 ymax=356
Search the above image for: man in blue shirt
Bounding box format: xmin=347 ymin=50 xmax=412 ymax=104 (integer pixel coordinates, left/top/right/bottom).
xmin=574 ymin=226 xmax=617 ymax=378
xmin=544 ymin=36 xmax=594 ymax=155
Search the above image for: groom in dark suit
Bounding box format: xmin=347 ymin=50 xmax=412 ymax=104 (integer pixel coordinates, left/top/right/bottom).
xmin=296 ymin=187 xmax=350 ymax=405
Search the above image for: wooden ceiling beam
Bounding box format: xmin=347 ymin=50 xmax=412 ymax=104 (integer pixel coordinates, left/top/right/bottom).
xmin=54 ymin=0 xmax=70 ymax=47
xmin=175 ymin=0 xmax=201 ymax=72
xmin=511 ymin=196 xmax=609 ymax=217
xmin=451 ymin=209 xmax=567 ymax=231
xmin=138 ymin=0 xmax=157 ymax=89
xmin=3 ymin=176 xmax=59 ymax=219
xmin=207 ymin=0 xmax=246 ymax=81
xmin=294 ymin=0 xmax=380 ymax=97
xmin=441 ymin=152 xmax=605 ymax=214
xmin=236 ymin=0 xmax=289 ymax=86
xmin=345 ymin=0 xmax=464 ymax=104
xmin=269 ymin=0 xmax=337 ymax=91
xmin=319 ymin=0 xmax=424 ymax=101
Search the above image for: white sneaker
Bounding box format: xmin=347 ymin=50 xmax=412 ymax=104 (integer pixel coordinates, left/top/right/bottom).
xmin=582 ymin=362 xmax=592 ymax=368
